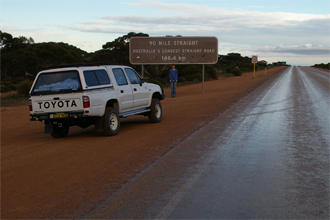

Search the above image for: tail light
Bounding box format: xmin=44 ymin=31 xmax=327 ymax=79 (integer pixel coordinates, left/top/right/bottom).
xmin=83 ymin=96 xmax=90 ymax=108
xmin=29 ymin=99 xmax=32 ymax=111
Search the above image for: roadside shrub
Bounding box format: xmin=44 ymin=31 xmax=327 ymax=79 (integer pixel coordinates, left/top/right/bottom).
xmin=1 ymin=85 xmax=10 ymax=93
xmin=0 ymin=84 xmax=16 ymax=93
xmin=226 ymin=67 xmax=234 ymax=74
xmin=11 ymin=77 xmax=24 ymax=84
xmin=148 ymin=78 xmax=169 ymax=87
xmin=8 ymin=84 xmax=17 ymax=91
xmin=147 ymin=78 xmax=158 ymax=84
xmin=205 ymin=65 xmax=218 ymax=80
xmin=313 ymin=63 xmax=330 ymax=70
xmin=192 ymin=73 xmax=202 ymax=81
xmin=232 ymin=68 xmax=242 ymax=76
xmin=157 ymin=77 xmax=169 ymax=86
xmin=240 ymin=63 xmax=253 ymax=72
xmin=240 ymin=68 xmax=252 ymax=72
xmin=17 ymin=79 xmax=33 ymax=96
xmin=221 ymin=73 xmax=234 ymax=77
xmin=178 ymin=76 xmax=186 ymax=82
xmin=186 ymin=75 xmax=194 ymax=81
xmin=179 ymin=65 xmax=200 ymax=78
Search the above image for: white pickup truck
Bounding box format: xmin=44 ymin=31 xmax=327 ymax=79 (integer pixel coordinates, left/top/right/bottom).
xmin=29 ymin=64 xmax=165 ymax=138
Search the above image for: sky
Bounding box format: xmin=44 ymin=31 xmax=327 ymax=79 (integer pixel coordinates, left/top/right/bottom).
xmin=1 ymin=0 xmax=329 ymax=66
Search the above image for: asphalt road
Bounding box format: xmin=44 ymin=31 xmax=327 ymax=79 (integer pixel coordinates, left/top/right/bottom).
xmin=84 ymin=66 xmax=329 ymax=219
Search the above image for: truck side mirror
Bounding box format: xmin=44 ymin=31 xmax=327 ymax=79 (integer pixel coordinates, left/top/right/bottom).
xmin=140 ymin=78 xmax=146 ymax=86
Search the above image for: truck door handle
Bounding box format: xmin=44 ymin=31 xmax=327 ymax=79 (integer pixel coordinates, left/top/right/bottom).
xmin=120 ymin=90 xmax=124 ymax=93
xmin=134 ymin=88 xmax=137 ymax=91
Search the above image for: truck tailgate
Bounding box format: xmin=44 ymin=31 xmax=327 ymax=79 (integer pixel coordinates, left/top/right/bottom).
xmin=31 ymin=93 xmax=83 ymax=114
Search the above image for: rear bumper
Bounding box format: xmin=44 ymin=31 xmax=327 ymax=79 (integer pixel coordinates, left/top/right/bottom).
xmin=30 ymin=111 xmax=87 ymax=121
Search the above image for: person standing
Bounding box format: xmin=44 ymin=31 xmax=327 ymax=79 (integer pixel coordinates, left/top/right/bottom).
xmin=169 ymin=64 xmax=178 ymax=98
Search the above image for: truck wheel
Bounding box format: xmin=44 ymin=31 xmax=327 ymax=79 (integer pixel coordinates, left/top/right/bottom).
xmin=103 ymin=107 xmax=120 ymax=136
xmin=148 ymin=98 xmax=162 ymax=123
xmin=51 ymin=123 xmax=69 ymax=138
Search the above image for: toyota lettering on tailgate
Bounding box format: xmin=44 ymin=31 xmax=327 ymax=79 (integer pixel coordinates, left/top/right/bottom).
xmin=37 ymin=100 xmax=78 ymax=109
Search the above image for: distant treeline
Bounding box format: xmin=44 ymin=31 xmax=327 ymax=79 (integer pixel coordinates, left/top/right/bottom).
xmin=1 ymin=31 xmax=271 ymax=93
xmin=312 ymin=63 xmax=330 ymax=70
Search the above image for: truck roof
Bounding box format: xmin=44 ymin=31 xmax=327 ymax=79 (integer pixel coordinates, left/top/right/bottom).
xmin=39 ymin=63 xmax=131 ymax=72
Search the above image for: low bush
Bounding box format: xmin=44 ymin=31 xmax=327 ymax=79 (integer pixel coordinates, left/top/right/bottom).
xmin=0 ymin=84 xmax=16 ymax=93
xmin=17 ymin=80 xmax=33 ymax=96
xmin=178 ymin=76 xmax=187 ymax=82
xmin=205 ymin=65 xmax=218 ymax=80
xmin=1 ymin=85 xmax=9 ymax=93
xmin=221 ymin=73 xmax=234 ymax=77
xmin=232 ymin=68 xmax=242 ymax=76
xmin=148 ymin=78 xmax=169 ymax=87
xmin=192 ymin=73 xmax=202 ymax=81
xmin=186 ymin=75 xmax=194 ymax=81
xmin=313 ymin=63 xmax=330 ymax=70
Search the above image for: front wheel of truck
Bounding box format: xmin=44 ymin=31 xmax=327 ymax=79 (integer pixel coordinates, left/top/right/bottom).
xmin=148 ymin=98 xmax=162 ymax=123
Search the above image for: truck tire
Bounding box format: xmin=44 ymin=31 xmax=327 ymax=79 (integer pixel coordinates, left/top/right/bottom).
xmin=51 ymin=123 xmax=69 ymax=138
xmin=103 ymin=107 xmax=120 ymax=136
xmin=148 ymin=98 xmax=162 ymax=123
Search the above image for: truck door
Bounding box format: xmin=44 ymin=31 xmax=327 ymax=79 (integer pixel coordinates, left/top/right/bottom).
xmin=83 ymin=69 xmax=113 ymax=115
xmin=124 ymin=68 xmax=150 ymax=109
xmin=112 ymin=68 xmax=134 ymax=112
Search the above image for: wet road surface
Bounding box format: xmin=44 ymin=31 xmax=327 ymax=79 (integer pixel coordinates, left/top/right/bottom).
xmin=84 ymin=66 xmax=329 ymax=219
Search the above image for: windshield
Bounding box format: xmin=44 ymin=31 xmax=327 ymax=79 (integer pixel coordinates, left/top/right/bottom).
xmin=31 ymin=70 xmax=82 ymax=95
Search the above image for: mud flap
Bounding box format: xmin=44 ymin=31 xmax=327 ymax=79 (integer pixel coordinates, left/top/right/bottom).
xmin=44 ymin=122 xmax=54 ymax=134
xmin=94 ymin=116 xmax=105 ymax=132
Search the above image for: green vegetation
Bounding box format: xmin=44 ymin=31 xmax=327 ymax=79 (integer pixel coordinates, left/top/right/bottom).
xmin=17 ymin=79 xmax=33 ymax=96
xmin=312 ymin=63 xmax=330 ymax=70
xmin=1 ymin=30 xmax=275 ymax=92
xmin=0 ymin=94 xmax=28 ymax=107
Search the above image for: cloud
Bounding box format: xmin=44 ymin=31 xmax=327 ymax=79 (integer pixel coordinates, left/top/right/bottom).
xmin=255 ymin=44 xmax=330 ymax=56
xmin=248 ymin=6 xmax=264 ymax=9
xmin=66 ymin=1 xmax=329 ymax=42
xmin=6 ymin=0 xmax=327 ymax=64
xmin=60 ymin=1 xmax=329 ymax=64
xmin=67 ymin=14 xmax=330 ymax=39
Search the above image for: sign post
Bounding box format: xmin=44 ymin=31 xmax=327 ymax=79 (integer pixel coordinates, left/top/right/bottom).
xmin=251 ymin=55 xmax=258 ymax=78
xmin=142 ymin=64 xmax=144 ymax=77
xmin=130 ymin=37 xmax=218 ymax=94
xmin=202 ymin=65 xmax=205 ymax=94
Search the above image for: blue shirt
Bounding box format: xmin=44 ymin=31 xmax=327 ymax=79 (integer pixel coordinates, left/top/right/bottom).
xmin=169 ymin=69 xmax=178 ymax=81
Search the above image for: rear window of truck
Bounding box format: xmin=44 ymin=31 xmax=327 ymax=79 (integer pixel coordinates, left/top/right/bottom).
xmin=31 ymin=71 xmax=82 ymax=95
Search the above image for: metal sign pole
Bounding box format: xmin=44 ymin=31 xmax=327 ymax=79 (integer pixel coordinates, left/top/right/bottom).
xmin=142 ymin=64 xmax=144 ymax=77
xmin=202 ymin=64 xmax=205 ymax=94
